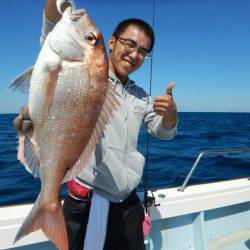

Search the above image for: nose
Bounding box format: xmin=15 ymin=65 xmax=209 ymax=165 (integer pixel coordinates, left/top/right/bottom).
xmin=129 ymin=49 xmax=139 ymax=60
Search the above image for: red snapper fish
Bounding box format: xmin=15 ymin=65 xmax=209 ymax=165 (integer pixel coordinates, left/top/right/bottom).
xmin=9 ymin=7 xmax=119 ymax=250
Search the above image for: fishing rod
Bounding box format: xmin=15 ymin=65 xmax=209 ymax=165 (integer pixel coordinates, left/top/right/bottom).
xmin=143 ymin=0 xmax=156 ymax=208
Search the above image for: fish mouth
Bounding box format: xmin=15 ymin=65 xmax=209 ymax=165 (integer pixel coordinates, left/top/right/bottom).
xmin=71 ymin=9 xmax=88 ymax=18
xmin=64 ymin=7 xmax=89 ymax=21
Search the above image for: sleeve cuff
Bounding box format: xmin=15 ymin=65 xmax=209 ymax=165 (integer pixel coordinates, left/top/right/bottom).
xmin=40 ymin=12 xmax=56 ymax=46
xmin=156 ymin=120 xmax=178 ymax=140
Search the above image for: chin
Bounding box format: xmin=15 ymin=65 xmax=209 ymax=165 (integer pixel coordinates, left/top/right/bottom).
xmin=115 ymin=67 xmax=129 ymax=78
xmin=121 ymin=66 xmax=136 ymax=76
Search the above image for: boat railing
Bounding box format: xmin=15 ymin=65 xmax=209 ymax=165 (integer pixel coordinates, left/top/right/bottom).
xmin=178 ymin=148 xmax=250 ymax=192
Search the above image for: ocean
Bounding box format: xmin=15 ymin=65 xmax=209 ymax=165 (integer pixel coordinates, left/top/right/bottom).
xmin=0 ymin=112 xmax=250 ymax=206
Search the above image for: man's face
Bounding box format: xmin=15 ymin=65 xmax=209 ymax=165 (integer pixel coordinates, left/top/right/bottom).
xmin=108 ymin=25 xmax=151 ymax=81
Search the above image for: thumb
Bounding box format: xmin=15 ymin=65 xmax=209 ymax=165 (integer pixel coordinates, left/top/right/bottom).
xmin=166 ymin=82 xmax=175 ymax=96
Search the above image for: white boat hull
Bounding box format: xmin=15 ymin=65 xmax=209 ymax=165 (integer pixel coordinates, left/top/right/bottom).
xmin=1 ymin=178 xmax=250 ymax=250
xmin=147 ymin=178 xmax=250 ymax=250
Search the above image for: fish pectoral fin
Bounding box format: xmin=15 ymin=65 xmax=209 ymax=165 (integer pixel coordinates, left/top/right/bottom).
xmin=18 ymin=133 xmax=40 ymax=177
xmin=40 ymin=64 xmax=62 ymax=127
xmin=9 ymin=67 xmax=34 ymax=93
xmin=63 ymin=83 xmax=120 ymax=182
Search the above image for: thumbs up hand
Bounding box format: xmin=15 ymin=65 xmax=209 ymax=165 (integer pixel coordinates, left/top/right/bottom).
xmin=165 ymin=82 xmax=175 ymax=96
xmin=153 ymin=82 xmax=178 ymax=129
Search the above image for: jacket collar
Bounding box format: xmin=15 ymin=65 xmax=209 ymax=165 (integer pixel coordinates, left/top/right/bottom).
xmin=108 ymin=70 xmax=130 ymax=86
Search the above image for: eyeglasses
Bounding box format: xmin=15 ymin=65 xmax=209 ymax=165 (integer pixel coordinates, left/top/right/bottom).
xmin=115 ymin=37 xmax=151 ymax=59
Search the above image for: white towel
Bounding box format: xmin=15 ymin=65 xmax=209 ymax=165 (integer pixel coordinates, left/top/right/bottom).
xmin=84 ymin=192 xmax=110 ymax=250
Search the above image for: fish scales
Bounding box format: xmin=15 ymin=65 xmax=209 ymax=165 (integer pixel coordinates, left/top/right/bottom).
xmin=10 ymin=7 xmax=119 ymax=250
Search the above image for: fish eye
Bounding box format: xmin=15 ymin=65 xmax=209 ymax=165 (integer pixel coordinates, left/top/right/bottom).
xmin=85 ymin=32 xmax=98 ymax=46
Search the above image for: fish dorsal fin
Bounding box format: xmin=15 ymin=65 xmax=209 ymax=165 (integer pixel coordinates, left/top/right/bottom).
xmin=63 ymin=83 xmax=120 ymax=182
xmin=9 ymin=67 xmax=34 ymax=93
xmin=18 ymin=133 xmax=40 ymax=177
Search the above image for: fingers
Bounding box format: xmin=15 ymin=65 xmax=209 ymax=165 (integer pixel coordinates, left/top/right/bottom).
xmin=154 ymin=95 xmax=173 ymax=102
xmin=13 ymin=114 xmax=33 ymax=133
xmin=153 ymin=107 xmax=167 ymax=116
xmin=153 ymin=101 xmax=170 ymax=109
xmin=22 ymin=120 xmax=33 ymax=133
xmin=154 ymin=93 xmax=173 ymax=111
xmin=13 ymin=106 xmax=33 ymax=133
xmin=13 ymin=114 xmax=23 ymax=132
xmin=153 ymin=102 xmax=174 ymax=116
xmin=153 ymin=82 xmax=176 ymax=117
xmin=21 ymin=106 xmax=31 ymax=120
xmin=153 ymin=99 xmax=171 ymax=116
xmin=155 ymin=82 xmax=175 ymax=101
xmin=166 ymin=82 xmax=175 ymax=96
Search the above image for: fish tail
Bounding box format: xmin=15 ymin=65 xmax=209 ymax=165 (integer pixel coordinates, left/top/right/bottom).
xmin=14 ymin=193 xmax=68 ymax=250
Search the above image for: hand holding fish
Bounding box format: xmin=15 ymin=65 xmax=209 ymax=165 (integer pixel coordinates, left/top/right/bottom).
xmin=44 ymin=0 xmax=73 ymax=23
xmin=13 ymin=106 xmax=33 ymax=133
xmin=153 ymin=82 xmax=178 ymax=129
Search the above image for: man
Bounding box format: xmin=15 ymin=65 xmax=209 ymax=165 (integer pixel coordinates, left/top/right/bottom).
xmin=14 ymin=0 xmax=178 ymax=249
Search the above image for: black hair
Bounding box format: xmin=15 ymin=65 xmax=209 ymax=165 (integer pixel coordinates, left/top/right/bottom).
xmin=112 ymin=18 xmax=155 ymax=52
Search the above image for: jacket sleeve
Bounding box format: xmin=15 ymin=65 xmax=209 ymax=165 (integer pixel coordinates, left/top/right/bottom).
xmin=142 ymin=96 xmax=178 ymax=140
xmin=40 ymin=12 xmax=56 ymax=46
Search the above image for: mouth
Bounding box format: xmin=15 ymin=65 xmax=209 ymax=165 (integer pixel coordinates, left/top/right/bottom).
xmin=122 ymin=58 xmax=136 ymax=68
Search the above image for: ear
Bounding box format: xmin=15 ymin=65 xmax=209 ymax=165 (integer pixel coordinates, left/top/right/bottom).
xmin=108 ymin=36 xmax=116 ymax=50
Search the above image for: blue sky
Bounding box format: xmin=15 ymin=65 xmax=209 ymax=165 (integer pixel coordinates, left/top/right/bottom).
xmin=1 ymin=0 xmax=249 ymax=113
